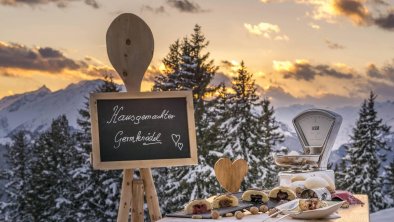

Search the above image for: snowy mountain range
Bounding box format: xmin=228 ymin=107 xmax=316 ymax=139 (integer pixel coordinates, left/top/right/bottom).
xmin=0 ymin=80 xmax=102 ymax=138
xmin=1 ymin=79 xmax=394 ymax=163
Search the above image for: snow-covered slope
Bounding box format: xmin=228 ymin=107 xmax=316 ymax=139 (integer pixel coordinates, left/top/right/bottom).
xmin=0 ymin=80 xmax=103 ymax=137
xmin=371 ymin=207 xmax=394 ymax=222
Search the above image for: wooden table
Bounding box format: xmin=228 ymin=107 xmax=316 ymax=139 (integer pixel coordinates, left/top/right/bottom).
xmin=158 ymin=195 xmax=369 ymax=222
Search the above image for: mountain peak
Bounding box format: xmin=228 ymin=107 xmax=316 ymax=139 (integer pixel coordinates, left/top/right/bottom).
xmin=37 ymin=85 xmax=51 ymax=93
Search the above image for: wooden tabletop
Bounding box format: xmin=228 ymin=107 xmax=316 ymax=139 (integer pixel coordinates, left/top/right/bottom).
xmin=158 ymin=195 xmax=369 ymax=222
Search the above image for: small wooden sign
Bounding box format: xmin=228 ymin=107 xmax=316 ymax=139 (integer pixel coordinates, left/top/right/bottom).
xmin=90 ymin=91 xmax=197 ymax=169
xmin=214 ymin=158 xmax=248 ymax=193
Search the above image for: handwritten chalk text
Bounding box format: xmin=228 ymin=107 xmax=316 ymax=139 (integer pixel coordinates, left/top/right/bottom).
xmin=106 ymin=105 xmax=175 ymax=125
xmin=113 ymin=131 xmax=162 ymax=149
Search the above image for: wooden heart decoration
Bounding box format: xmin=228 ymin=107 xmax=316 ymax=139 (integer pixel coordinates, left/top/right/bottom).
xmin=106 ymin=13 xmax=154 ymax=92
xmin=214 ymin=158 xmax=248 ymax=193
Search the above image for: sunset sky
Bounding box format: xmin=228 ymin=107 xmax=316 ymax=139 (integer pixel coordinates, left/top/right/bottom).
xmin=1 ymin=0 xmax=393 ymax=107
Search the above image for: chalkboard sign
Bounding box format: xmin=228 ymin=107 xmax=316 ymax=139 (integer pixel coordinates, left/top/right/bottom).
xmin=90 ymin=91 xmax=197 ymax=169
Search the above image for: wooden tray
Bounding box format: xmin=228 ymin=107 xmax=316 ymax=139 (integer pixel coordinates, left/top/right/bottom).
xmin=166 ymin=201 xmax=253 ymax=219
xmin=165 ymin=191 xmax=286 ymax=219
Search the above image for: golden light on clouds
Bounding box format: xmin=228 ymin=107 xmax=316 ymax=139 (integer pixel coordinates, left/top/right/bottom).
xmin=244 ymin=22 xmax=289 ymax=41
xmin=331 ymin=0 xmax=371 ymax=25
xmin=308 ymin=22 xmax=321 ymax=29
xmin=244 ymin=22 xmax=280 ymax=36
xmin=273 ymin=60 xmax=294 ymax=72
xmin=304 ymin=0 xmax=338 ymax=22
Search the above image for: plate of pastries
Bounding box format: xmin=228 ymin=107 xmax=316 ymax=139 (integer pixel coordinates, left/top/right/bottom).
xmin=166 ymin=175 xmax=355 ymax=220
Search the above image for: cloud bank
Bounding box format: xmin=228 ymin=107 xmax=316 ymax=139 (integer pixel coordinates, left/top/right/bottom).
xmin=0 ymin=41 xmax=115 ymax=78
xmin=261 ymin=0 xmax=394 ymax=31
xmin=273 ymin=60 xmax=354 ymax=81
xmin=0 ymin=0 xmax=100 ymax=8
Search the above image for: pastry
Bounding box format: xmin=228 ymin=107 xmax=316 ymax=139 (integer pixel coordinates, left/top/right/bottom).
xmin=184 ymin=199 xmax=212 ymax=214
xmin=241 ymin=189 xmax=269 ymax=204
xmin=320 ymin=174 xmax=336 ymax=193
xmin=212 ymin=194 xmax=239 ymax=208
xmin=304 ymin=177 xmax=329 ymax=190
xmin=269 ymin=186 xmax=296 ymax=201
xmin=299 ymin=198 xmax=328 ymax=211
xmin=290 ymin=175 xmax=306 ymax=183
xmin=289 ymin=180 xmax=306 ymax=197
xmin=300 ymin=188 xmax=331 ymax=200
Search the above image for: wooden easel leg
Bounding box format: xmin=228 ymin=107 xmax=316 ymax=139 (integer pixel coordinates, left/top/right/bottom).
xmin=117 ymin=169 xmax=133 ymax=222
xmin=140 ymin=168 xmax=162 ymax=221
xmin=132 ymin=179 xmax=144 ymax=222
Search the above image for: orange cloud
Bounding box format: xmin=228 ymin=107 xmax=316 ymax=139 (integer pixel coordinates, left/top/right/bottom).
xmin=244 ymin=22 xmax=289 ymax=41
xmin=331 ymin=0 xmax=372 ymax=25
xmin=272 ymin=59 xmax=354 ymax=81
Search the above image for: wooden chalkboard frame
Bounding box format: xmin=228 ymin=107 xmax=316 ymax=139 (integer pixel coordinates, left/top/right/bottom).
xmin=90 ymin=90 xmax=198 ymax=170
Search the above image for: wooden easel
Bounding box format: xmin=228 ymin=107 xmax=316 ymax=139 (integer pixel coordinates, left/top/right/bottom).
xmin=106 ymin=13 xmax=162 ymax=222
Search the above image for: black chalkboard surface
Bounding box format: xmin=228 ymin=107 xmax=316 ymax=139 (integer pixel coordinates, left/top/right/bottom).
xmin=90 ymin=91 xmax=197 ymax=169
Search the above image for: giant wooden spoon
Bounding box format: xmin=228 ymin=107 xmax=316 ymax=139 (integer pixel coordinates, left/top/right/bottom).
xmin=106 ymin=13 xmax=160 ymax=222
xmin=106 ymin=13 xmax=154 ymax=92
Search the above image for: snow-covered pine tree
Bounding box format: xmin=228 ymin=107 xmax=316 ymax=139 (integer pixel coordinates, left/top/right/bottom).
xmin=334 ymin=159 xmax=350 ymax=190
xmin=73 ymin=76 xmax=122 ymax=221
xmin=203 ymin=83 xmax=230 ymax=167
xmin=152 ymin=25 xmax=219 ymax=213
xmin=384 ymin=160 xmax=394 ymax=207
xmin=153 ymin=39 xmax=181 ymax=92
xmin=342 ymin=91 xmax=391 ymax=212
xmin=255 ymin=98 xmax=284 ymax=189
xmin=223 ymin=61 xmax=261 ymax=189
xmin=26 ymin=115 xmax=77 ymax=221
xmin=0 ymin=131 xmax=32 ymax=221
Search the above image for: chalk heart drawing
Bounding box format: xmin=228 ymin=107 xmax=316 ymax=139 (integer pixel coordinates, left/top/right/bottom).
xmin=177 ymin=143 xmax=183 ymax=151
xmin=171 ymin=134 xmax=181 ymax=145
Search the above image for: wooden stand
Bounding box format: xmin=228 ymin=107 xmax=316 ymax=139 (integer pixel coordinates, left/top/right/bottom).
xmin=105 ymin=13 xmax=162 ymax=222
xmin=116 ymin=168 xmax=162 ymax=222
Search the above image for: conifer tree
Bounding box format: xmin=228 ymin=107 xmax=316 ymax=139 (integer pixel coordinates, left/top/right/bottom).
xmin=335 ymin=159 xmax=350 ymax=190
xmin=73 ymin=76 xmax=122 ymax=221
xmin=223 ymin=61 xmax=261 ymax=189
xmin=342 ymin=91 xmax=391 ymax=212
xmin=0 ymin=131 xmax=32 ymax=221
xmin=256 ymin=98 xmax=284 ymax=189
xmin=152 ymin=25 xmax=219 ymax=213
xmin=385 ymin=161 xmax=394 ymax=207
xmin=26 ymin=115 xmax=77 ymax=221
xmin=203 ymin=83 xmax=230 ymax=166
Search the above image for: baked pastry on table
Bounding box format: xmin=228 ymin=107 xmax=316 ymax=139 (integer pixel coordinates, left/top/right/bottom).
xmin=184 ymin=199 xmax=212 ymax=214
xmin=304 ymin=176 xmax=336 ymax=193
xmin=289 ymin=180 xmax=306 ymax=197
xmin=299 ymin=198 xmax=328 ymax=211
xmin=241 ymin=189 xmax=269 ymax=204
xmin=269 ymin=186 xmax=297 ymax=201
xmin=212 ymin=194 xmax=239 ymax=208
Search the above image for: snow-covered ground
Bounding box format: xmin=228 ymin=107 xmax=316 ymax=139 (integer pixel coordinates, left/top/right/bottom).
xmin=371 ymin=207 xmax=394 ymax=222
